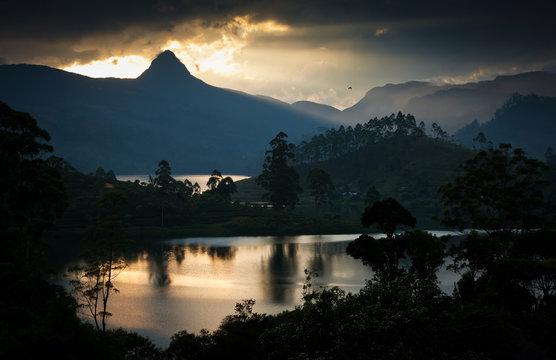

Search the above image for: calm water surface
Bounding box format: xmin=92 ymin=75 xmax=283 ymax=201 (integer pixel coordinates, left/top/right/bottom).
xmin=57 ymin=232 xmax=461 ymax=347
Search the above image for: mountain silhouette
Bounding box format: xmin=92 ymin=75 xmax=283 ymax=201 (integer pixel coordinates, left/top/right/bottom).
xmin=454 ymin=93 xmax=556 ymax=159
xmin=136 ymin=50 xmax=202 ymax=89
xmin=0 ymin=51 xmax=333 ymax=174
xmin=139 ymin=50 xmax=191 ymax=78
xmin=328 ymin=72 xmax=556 ymax=132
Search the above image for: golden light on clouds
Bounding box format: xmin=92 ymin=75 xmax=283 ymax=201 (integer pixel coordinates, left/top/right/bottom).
xmin=63 ymin=16 xmax=290 ymax=79
xmin=374 ymin=28 xmax=390 ymax=37
xmin=63 ymin=55 xmax=150 ymax=78
xmin=176 ymin=16 xmax=290 ymax=76
xmin=59 ymin=16 xmax=365 ymax=109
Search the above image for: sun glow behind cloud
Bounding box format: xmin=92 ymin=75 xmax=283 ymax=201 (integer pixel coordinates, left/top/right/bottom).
xmin=60 ymin=16 xmax=367 ymax=109
xmin=175 ymin=16 xmax=289 ymax=76
xmin=63 ymin=55 xmax=150 ymax=78
xmin=63 ymin=16 xmax=289 ymax=79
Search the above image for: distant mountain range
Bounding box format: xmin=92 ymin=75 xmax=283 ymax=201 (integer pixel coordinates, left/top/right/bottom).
xmin=0 ymin=51 xmax=332 ymax=174
xmin=1 ymin=51 xmax=555 ymax=174
xmin=454 ymin=93 xmax=556 ymax=159
xmin=307 ymin=71 xmax=556 ymax=133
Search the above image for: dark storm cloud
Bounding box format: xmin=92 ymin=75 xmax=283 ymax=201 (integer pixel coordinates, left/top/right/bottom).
xmin=3 ymin=0 xmax=554 ymax=39
xmin=1 ymin=0 xmax=555 ymax=71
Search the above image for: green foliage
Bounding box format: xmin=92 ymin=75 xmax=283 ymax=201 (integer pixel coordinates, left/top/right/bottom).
xmin=294 ymin=134 xmax=475 ymax=226
xmin=167 ymin=299 xmax=268 ymax=360
xmin=295 ymin=112 xmax=427 ymax=163
xmin=204 ymin=170 xmax=237 ymax=201
xmin=0 ymin=101 xmax=67 ymax=267
xmin=347 ymin=199 xmax=445 ymax=283
xmin=206 ymin=169 xmax=223 ymax=191
xmin=69 ymin=190 xmax=129 ymax=332
xmin=439 ymin=143 xmax=552 ymax=234
xmin=455 ymin=93 xmax=556 ymax=160
xmin=306 ymin=168 xmax=335 ymax=208
xmin=361 ymin=197 xmax=416 ymax=238
xmin=153 ymin=160 xmax=175 ymax=191
xmin=0 ymin=102 xmax=164 ymax=359
xmin=257 ymin=132 xmax=302 ymax=210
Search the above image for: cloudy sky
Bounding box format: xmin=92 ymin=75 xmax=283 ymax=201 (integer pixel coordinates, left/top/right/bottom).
xmin=1 ymin=0 xmax=555 ymax=109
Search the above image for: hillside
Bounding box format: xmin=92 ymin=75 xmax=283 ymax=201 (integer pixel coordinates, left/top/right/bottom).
xmin=0 ymin=51 xmax=333 ymax=174
xmin=454 ymin=93 xmax=556 ymax=159
xmin=332 ymin=72 xmax=556 ymax=132
xmin=235 ymin=135 xmax=476 ymax=227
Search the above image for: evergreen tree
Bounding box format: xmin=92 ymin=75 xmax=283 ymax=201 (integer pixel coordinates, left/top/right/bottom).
xmin=0 ymin=101 xmax=67 ymax=267
xmin=256 ymin=132 xmax=302 ymax=210
xmin=207 ymin=169 xmax=223 ymax=191
xmin=307 ymin=168 xmax=334 ymax=209
xmin=154 ymin=160 xmax=175 ymax=191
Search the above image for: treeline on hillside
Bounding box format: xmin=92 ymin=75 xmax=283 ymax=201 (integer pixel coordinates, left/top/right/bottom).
xmin=454 ymin=93 xmax=556 ymax=159
xmin=294 ymin=134 xmax=475 ymax=225
xmin=295 ymin=112 xmax=449 ymax=163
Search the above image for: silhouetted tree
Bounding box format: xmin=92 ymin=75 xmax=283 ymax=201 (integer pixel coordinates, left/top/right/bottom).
xmin=0 ymin=101 xmax=67 ymax=267
xmin=69 ymin=191 xmax=128 ymax=332
xmin=216 ymin=176 xmax=237 ymax=201
xmin=431 ymin=122 xmax=449 ymax=140
xmin=346 ymin=198 xmax=422 ymax=282
xmin=439 ymin=144 xmax=552 ymax=236
xmin=256 ymin=132 xmax=302 ymax=210
xmin=295 ymin=112 xmax=428 ymax=163
xmin=306 ymin=168 xmax=334 ymax=209
xmin=473 ymin=131 xmax=488 ymax=149
xmin=207 ymin=169 xmax=223 ymax=191
xmin=154 ymin=160 xmax=175 ymax=191
xmin=361 ymin=197 xmax=416 ymax=238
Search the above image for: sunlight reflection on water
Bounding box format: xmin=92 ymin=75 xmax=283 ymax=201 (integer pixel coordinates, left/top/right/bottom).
xmin=62 ymin=232 xmax=463 ymax=347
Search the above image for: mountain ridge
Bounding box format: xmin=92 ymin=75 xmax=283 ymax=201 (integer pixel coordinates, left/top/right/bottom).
xmin=0 ymin=51 xmax=333 ymax=174
xmin=454 ymin=93 xmax=556 ymax=159
xmin=304 ymin=71 xmax=556 ymax=132
xmin=1 ymin=51 xmax=554 ymax=173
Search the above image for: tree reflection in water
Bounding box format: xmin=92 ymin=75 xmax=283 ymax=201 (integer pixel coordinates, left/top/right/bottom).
xmin=147 ymin=248 xmax=172 ymax=287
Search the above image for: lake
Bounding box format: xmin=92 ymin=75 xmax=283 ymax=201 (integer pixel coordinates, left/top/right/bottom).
xmin=55 ymin=232 xmax=461 ymax=348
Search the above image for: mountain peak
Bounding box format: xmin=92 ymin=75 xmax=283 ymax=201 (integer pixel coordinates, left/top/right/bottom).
xmin=137 ymin=50 xmax=191 ymax=83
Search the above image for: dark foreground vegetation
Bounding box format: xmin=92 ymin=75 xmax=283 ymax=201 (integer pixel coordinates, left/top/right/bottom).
xmin=2 ymin=100 xmax=556 ymax=359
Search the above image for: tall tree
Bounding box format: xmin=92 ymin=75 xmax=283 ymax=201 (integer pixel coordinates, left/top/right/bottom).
xmin=153 ymin=160 xmax=175 ymax=191
xmin=361 ymin=197 xmax=417 ymax=239
xmin=0 ymin=101 xmax=67 ymax=267
xmin=346 ymin=198 xmax=444 ymax=283
xmin=216 ymin=176 xmax=237 ymax=201
xmin=152 ymin=160 xmax=177 ymax=226
xmin=439 ymin=144 xmax=556 ymax=306
xmin=70 ymin=191 xmax=128 ymax=332
xmin=438 ymin=144 xmax=552 ymax=236
xmin=207 ymin=169 xmax=223 ymax=191
xmin=306 ymin=168 xmax=334 ymax=209
xmin=256 ymin=132 xmax=302 ymax=210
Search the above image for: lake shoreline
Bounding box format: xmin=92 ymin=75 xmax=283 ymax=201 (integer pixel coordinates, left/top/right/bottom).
xmin=53 ymin=215 xmax=368 ymax=241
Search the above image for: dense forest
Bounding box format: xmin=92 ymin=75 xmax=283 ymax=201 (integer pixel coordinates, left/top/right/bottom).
xmin=2 ymin=99 xmax=556 ymax=359
xmin=294 ymin=112 xmax=449 ymax=163
xmin=454 ymin=93 xmax=556 ymax=159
